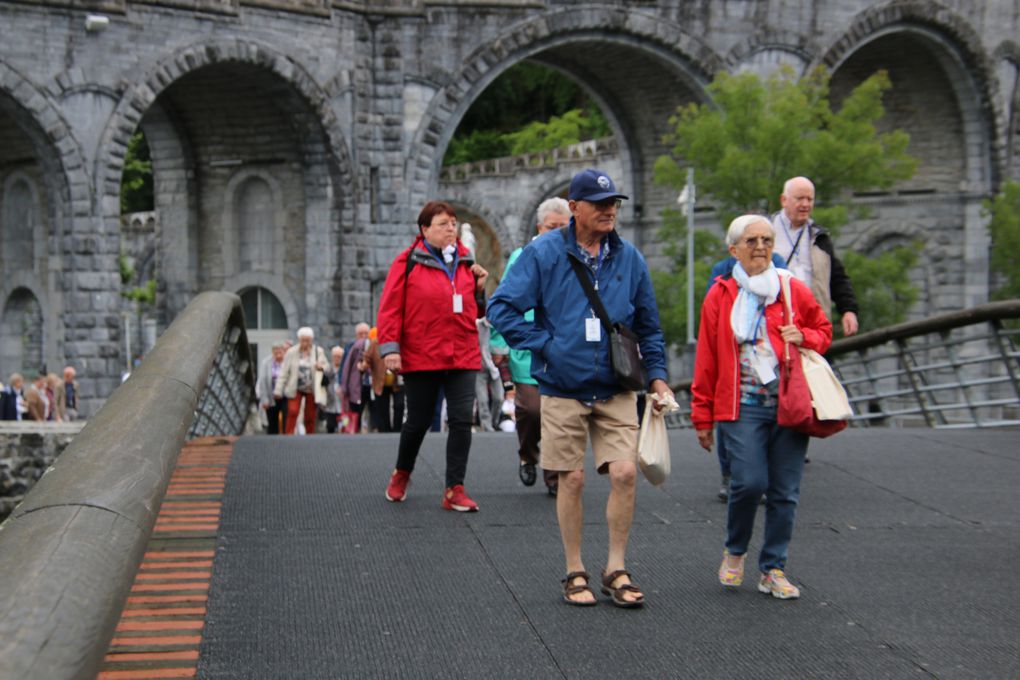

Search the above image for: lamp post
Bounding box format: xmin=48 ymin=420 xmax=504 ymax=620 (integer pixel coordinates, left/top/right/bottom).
xmin=677 ymin=167 xmax=696 ymax=345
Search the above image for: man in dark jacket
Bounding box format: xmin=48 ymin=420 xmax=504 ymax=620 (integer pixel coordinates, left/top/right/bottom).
xmin=772 ymin=176 xmax=859 ymax=337
xmin=489 ymin=168 xmax=672 ymax=608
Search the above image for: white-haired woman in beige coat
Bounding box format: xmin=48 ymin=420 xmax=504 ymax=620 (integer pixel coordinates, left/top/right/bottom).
xmin=274 ymin=326 xmax=331 ymax=434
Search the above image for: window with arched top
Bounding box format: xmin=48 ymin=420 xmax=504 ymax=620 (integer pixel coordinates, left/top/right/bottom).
xmin=0 ymin=287 xmax=44 ymax=374
xmin=235 ymin=176 xmax=275 ymax=273
xmin=240 ymin=286 xmax=288 ymax=330
xmin=239 ymin=286 xmax=289 ymax=371
xmin=2 ymin=177 xmax=37 ymax=268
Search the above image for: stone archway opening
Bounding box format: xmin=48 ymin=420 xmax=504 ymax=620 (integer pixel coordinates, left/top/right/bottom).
xmin=130 ymin=59 xmax=341 ymax=333
xmin=424 ymin=24 xmax=714 ymax=265
xmin=828 ymin=25 xmax=996 ymax=313
xmin=1 ymin=287 xmax=44 ymax=374
xmin=830 ymin=32 xmax=970 ymax=195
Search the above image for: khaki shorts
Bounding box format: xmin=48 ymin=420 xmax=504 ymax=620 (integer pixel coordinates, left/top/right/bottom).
xmin=540 ymin=392 xmax=639 ymax=474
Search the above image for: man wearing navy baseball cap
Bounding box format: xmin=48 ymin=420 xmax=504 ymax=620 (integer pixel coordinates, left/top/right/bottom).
xmin=489 ymin=168 xmax=672 ymax=608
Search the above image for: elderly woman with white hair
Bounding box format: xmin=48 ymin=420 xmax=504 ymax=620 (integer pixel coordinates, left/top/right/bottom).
xmin=691 ymin=214 xmax=832 ymax=600
xmin=274 ymin=326 xmax=332 ymax=435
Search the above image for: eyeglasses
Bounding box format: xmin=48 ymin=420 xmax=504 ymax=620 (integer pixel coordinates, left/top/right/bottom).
xmin=741 ymin=236 xmax=774 ymax=248
xmin=584 ymin=198 xmax=622 ymax=210
xmin=429 ymin=219 xmax=458 ymax=229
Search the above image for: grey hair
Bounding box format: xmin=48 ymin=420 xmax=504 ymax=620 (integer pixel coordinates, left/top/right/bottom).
xmin=296 ymin=326 xmax=314 ymax=339
xmin=536 ymin=197 xmax=570 ymax=226
xmin=726 ymin=214 xmax=774 ymax=246
xmin=331 ymin=345 xmax=344 ymax=355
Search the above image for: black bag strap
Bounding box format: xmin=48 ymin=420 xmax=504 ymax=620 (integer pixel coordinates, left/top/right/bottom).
xmin=562 ymin=229 xmax=614 ymax=333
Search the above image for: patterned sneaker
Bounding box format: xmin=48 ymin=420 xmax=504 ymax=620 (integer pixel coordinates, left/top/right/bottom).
xmin=442 ymin=484 xmax=479 ymax=512
xmin=718 ymin=549 xmax=745 ymax=587
xmin=385 ymin=469 xmax=411 ymax=502
xmin=758 ymin=569 xmax=800 ymax=599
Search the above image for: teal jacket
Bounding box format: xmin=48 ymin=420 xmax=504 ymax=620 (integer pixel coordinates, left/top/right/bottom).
xmin=501 ymin=246 xmax=537 ymax=385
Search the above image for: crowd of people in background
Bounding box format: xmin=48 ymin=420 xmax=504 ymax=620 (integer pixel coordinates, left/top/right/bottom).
xmin=0 ymin=366 xmax=80 ymax=422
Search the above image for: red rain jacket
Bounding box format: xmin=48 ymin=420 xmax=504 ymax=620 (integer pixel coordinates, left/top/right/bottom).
xmin=691 ymin=273 xmax=832 ymax=430
xmin=376 ymin=236 xmax=483 ymax=373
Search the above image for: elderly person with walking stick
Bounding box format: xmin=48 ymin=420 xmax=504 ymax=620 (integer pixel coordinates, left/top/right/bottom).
xmin=692 ymin=214 xmax=831 ymax=600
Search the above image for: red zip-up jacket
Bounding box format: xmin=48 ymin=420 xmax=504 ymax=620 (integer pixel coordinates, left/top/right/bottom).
xmin=691 ymin=273 xmax=832 ymax=430
xmin=376 ymin=236 xmax=483 ymax=373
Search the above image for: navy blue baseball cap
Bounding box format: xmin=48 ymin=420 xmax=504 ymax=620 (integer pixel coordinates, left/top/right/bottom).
xmin=568 ymin=168 xmax=629 ymax=202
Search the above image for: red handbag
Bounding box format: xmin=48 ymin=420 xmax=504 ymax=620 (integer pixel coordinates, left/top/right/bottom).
xmin=776 ymin=275 xmax=848 ymax=438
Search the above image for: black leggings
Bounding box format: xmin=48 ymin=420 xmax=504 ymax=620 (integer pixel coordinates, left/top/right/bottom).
xmin=395 ymin=369 xmax=476 ymax=488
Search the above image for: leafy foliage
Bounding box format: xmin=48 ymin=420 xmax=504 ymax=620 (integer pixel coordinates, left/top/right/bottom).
xmin=984 ymin=181 xmax=1020 ymax=300
xmin=652 ymin=66 xmax=920 ymax=346
xmin=118 ymin=252 xmax=156 ymax=306
xmin=654 ymin=66 xmax=917 ymax=232
xmin=651 ymin=208 xmax=724 ymax=352
xmin=444 ymin=63 xmax=610 ymax=165
xmin=842 ymin=246 xmax=920 ymax=332
xmin=121 ymin=131 xmax=154 ymax=214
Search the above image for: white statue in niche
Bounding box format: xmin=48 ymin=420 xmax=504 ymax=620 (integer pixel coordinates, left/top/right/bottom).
xmin=459 ymin=222 xmax=476 ymax=258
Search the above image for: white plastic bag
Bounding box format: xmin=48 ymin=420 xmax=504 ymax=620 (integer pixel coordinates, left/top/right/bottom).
xmin=638 ymin=392 xmax=679 ymax=487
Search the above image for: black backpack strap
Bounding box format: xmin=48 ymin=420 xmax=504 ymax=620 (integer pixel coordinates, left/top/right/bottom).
xmin=562 ymin=229 xmax=613 ymax=333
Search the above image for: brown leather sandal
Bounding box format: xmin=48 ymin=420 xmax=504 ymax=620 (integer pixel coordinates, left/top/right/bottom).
xmin=601 ymin=569 xmax=645 ymax=608
xmin=561 ymin=570 xmax=598 ymax=607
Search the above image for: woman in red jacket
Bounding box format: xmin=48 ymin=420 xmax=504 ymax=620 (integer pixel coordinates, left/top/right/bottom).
xmin=692 ymin=215 xmax=832 ymax=600
xmin=377 ymin=201 xmax=488 ymax=512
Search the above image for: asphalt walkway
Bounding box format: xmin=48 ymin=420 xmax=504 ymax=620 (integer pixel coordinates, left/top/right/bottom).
xmin=196 ymin=429 xmax=1020 ymax=679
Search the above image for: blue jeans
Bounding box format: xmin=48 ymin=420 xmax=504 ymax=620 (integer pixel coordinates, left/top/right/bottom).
xmin=716 ymin=423 xmax=730 ymax=477
xmin=719 ymin=404 xmax=808 ymax=573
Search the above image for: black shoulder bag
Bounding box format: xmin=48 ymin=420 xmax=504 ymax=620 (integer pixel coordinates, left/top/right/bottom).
xmin=563 ymin=233 xmax=647 ymax=392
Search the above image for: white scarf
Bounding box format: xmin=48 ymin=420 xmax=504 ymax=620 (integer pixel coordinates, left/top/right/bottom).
xmin=730 ymin=262 xmax=780 ymax=344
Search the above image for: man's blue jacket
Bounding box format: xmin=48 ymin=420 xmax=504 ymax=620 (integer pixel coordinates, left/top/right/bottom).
xmin=488 ymin=222 xmax=668 ymax=401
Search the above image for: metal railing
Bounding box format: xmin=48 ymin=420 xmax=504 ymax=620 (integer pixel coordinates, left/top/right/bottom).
xmin=667 ymin=299 xmax=1020 ymax=429
xmin=0 ymin=292 xmax=254 ymax=680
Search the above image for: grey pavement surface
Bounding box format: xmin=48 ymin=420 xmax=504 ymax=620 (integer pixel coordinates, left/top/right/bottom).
xmin=198 ymin=429 xmax=1020 ymax=679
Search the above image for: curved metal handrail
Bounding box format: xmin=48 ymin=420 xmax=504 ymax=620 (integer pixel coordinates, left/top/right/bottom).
xmin=668 ymin=299 xmax=1020 ymax=429
xmin=0 ymin=292 xmax=254 ymax=680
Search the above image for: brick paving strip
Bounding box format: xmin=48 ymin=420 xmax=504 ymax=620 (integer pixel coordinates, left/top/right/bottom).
xmin=97 ymin=436 xmax=235 ymax=680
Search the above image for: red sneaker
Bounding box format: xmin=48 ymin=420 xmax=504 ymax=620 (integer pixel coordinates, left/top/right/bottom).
xmin=385 ymin=469 xmax=411 ymax=502
xmin=441 ymin=484 xmax=479 ymax=512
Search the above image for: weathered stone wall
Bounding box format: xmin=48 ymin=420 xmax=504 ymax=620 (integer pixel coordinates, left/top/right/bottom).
xmin=0 ymin=0 xmax=1016 ymax=409
xmin=0 ymin=423 xmax=83 ymax=521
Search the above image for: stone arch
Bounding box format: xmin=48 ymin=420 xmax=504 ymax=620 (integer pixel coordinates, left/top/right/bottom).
xmin=0 ymin=286 xmax=45 ymax=374
xmin=819 ymin=0 xmax=1002 ymax=191
xmin=0 ymin=59 xmax=88 ymax=216
xmin=96 ymin=38 xmax=356 ymax=219
xmin=726 ymin=28 xmax=818 ymax=76
xmin=221 ymin=168 xmax=286 ymax=277
xmin=96 ymin=38 xmax=359 ymax=336
xmin=406 ymin=7 xmax=721 ymax=240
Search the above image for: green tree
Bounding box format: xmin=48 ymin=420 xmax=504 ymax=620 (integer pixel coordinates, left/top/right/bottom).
xmin=984 ymin=180 xmax=1020 ymax=300
xmin=842 ymin=247 xmax=920 ymax=330
xmin=444 ymin=62 xmax=610 ymax=165
xmin=652 ymin=66 xmax=920 ymax=347
xmin=654 ymin=66 xmax=916 ymax=230
xmin=121 ymin=131 xmax=154 ymax=214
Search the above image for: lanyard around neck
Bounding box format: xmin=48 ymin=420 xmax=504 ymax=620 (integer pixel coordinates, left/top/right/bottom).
xmin=781 ymin=216 xmax=807 ymax=263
